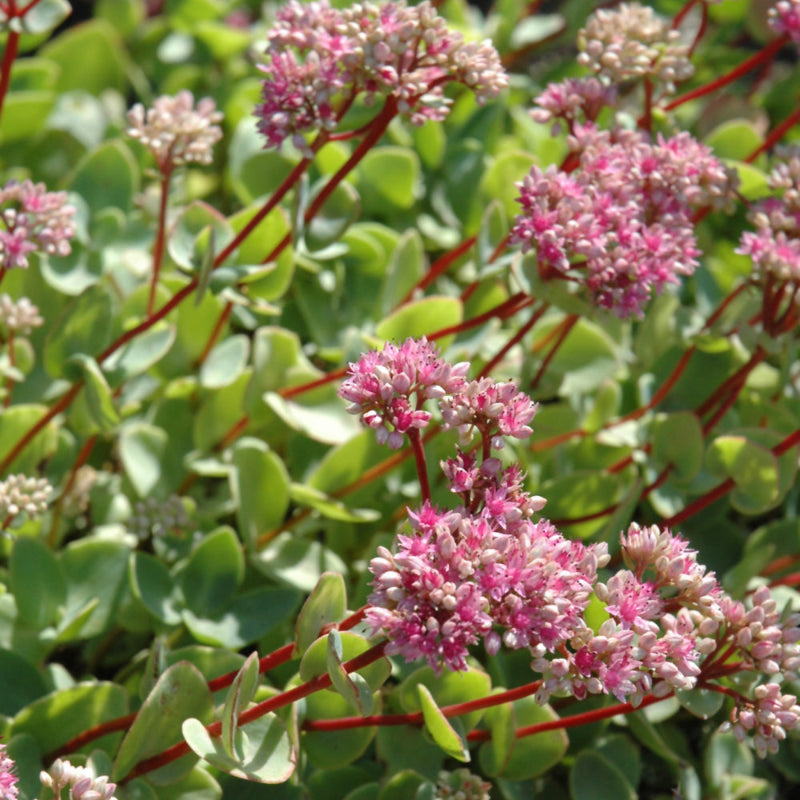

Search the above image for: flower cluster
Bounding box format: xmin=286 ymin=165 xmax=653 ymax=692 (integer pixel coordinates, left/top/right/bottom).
xmin=530 ymin=77 xmax=617 ymax=130
xmin=577 ymin=2 xmax=693 ymax=93
xmin=0 ymin=294 xmax=43 ymax=335
xmin=434 ymin=769 xmax=491 ymax=800
xmin=511 ymin=125 xmax=737 ymax=316
xmin=0 ymin=745 xmax=17 ymax=800
xmin=127 ymin=90 xmax=223 ymax=170
xmin=0 ymin=474 xmax=52 ymax=523
xmin=339 ymin=337 xmax=469 ymax=449
xmin=368 ymin=466 xmax=608 ymax=672
xmin=736 ymin=146 xmax=800 ymax=334
xmin=41 ymin=759 xmax=117 ymax=800
xmin=439 ymin=378 xmax=538 ymax=451
xmin=769 ymin=0 xmax=800 ymax=43
xmin=256 ymin=0 xmax=507 ymax=151
xmin=0 ymin=180 xmax=75 ymax=271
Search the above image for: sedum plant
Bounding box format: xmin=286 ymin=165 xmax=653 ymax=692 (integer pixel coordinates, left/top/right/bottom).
xmin=0 ymin=0 xmax=798 ymax=799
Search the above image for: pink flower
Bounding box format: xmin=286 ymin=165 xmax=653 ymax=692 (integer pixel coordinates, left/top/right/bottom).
xmin=256 ymin=0 xmax=507 ymax=150
xmin=339 ymin=337 xmax=468 ymax=449
xmin=0 ymin=745 xmax=16 ymax=800
xmin=769 ymin=0 xmax=800 ymax=43
xmin=511 ymin=125 xmax=736 ymax=316
xmin=0 ymin=180 xmax=75 ymax=270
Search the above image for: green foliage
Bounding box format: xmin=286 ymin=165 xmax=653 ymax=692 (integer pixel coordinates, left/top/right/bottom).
xmin=0 ymin=0 xmax=797 ymax=799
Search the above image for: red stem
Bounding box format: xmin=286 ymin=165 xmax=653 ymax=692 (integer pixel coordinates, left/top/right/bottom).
xmin=401 ymin=235 xmax=477 ymax=306
xmin=122 ymin=643 xmax=387 ymax=781
xmin=663 ymin=426 xmax=800 ymax=526
xmin=530 ymin=313 xmax=579 ymax=390
xmin=0 ymin=26 xmax=19 ymax=127
xmin=408 ymin=429 xmax=431 ymax=504
xmin=746 ymin=103 xmax=800 ymax=163
xmin=479 ymin=301 xmax=548 ymax=378
xmin=663 ymin=35 xmax=789 ymax=112
xmin=147 ymin=168 xmax=173 ymax=316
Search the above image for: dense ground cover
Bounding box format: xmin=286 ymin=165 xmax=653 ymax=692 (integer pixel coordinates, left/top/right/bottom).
xmin=0 ymin=0 xmax=799 ymax=798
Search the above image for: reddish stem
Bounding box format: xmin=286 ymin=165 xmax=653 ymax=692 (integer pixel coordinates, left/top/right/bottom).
xmin=408 ymin=428 xmax=431 ymax=505
xmin=663 ymin=35 xmax=789 ymax=112
xmin=195 ymin=301 xmax=233 ymax=367
xmin=479 ymin=301 xmax=548 ymax=378
xmin=663 ymin=426 xmax=800 ymax=526
xmin=0 ymin=25 xmax=19 ymax=126
xmin=147 ymin=168 xmax=173 ymax=316
xmin=0 ymin=383 xmax=82 ymax=475
xmin=401 ymin=235 xmax=477 ymax=306
xmin=122 ymin=643 xmax=387 ymax=781
xmin=530 ymin=313 xmax=579 ymax=390
xmin=746 ymin=103 xmax=800 ymax=163
xmin=695 ymin=345 xmax=766 ymax=418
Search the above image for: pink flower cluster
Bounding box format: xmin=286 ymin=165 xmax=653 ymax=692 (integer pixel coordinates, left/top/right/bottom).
xmin=511 ymin=124 xmax=737 ymax=316
xmin=530 ymin=77 xmax=617 ymax=130
xmin=0 ymin=180 xmax=75 ymax=271
xmin=339 ymin=337 xmax=469 ymax=449
xmin=368 ymin=462 xmax=606 ymax=672
xmin=256 ymin=0 xmax=507 ymax=151
xmin=736 ymin=147 xmax=800 ymax=333
xmin=0 ymin=745 xmax=16 ymax=800
xmin=339 ymin=338 xmax=537 ymax=453
xmin=769 ymin=0 xmax=800 ymax=43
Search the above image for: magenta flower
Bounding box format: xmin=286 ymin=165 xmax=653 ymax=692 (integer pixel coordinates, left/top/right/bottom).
xmin=0 ymin=745 xmax=16 ymax=800
xmin=339 ymin=337 xmax=468 ymax=449
xmin=530 ymin=77 xmax=617 ymax=129
xmin=511 ymin=125 xmax=736 ymax=316
xmin=0 ymin=180 xmax=76 ymax=270
xmin=769 ymin=0 xmax=800 ymax=43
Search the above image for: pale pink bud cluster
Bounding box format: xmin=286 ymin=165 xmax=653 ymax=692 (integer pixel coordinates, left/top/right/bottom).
xmin=737 ymin=147 xmax=800 ymax=303
xmin=723 ymin=684 xmax=800 ymax=758
xmin=256 ymin=0 xmax=507 ymax=151
xmin=434 ymin=769 xmax=491 ymax=800
xmin=0 ymin=180 xmax=75 ymax=270
xmin=769 ymin=0 xmax=800 ymax=43
xmin=339 ymin=337 xmax=469 ymax=449
xmin=577 ymin=2 xmax=693 ymax=93
xmin=127 ymin=90 xmax=223 ymax=170
xmin=41 ymin=760 xmax=117 ymax=800
xmin=0 ymin=745 xmax=17 ymax=800
xmin=0 ymin=294 xmax=43 ymax=334
xmin=530 ymin=77 xmax=617 ymax=130
xmin=511 ymin=124 xmax=737 ymax=316
xmin=439 ymin=378 xmax=538 ymax=450
xmin=0 ymin=474 xmax=52 ymax=520
xmin=368 ymin=460 xmax=608 ymax=672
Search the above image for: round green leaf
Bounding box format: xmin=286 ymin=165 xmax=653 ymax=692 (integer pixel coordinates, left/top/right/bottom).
xmin=129 ymin=551 xmax=182 ymax=625
xmin=12 ymin=682 xmax=128 ymax=756
xmin=295 ymin=572 xmax=348 ymax=656
xmin=200 ymin=334 xmax=250 ymax=389
xmin=182 ymin=587 xmax=300 ymax=649
xmin=706 ymin=434 xmax=780 ymax=514
xmin=230 ymin=438 xmax=290 ymax=550
xmin=569 ymin=750 xmax=636 ymax=800
xmin=299 ymin=631 xmax=391 ymax=693
xmin=69 ymin=140 xmax=138 ymax=214
xmin=119 ymin=421 xmax=168 ymax=499
xmin=358 ymin=146 xmax=421 ymax=212
xmin=0 ymin=650 xmax=47 ymax=716
xmin=10 ymin=536 xmax=66 ymax=628
xmin=180 ymin=526 xmax=245 ymax=616
xmin=375 ymin=296 xmax=463 ymax=344
xmin=675 ymin=687 xmax=726 ymax=720
xmin=478 ymin=696 xmax=568 ymax=780
xmin=113 ymin=661 xmax=213 ymax=782
xmin=0 ymin=404 xmax=58 ymax=473
xmin=651 ymin=411 xmax=704 ymax=483
xmin=417 ymin=684 xmax=469 ymax=762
